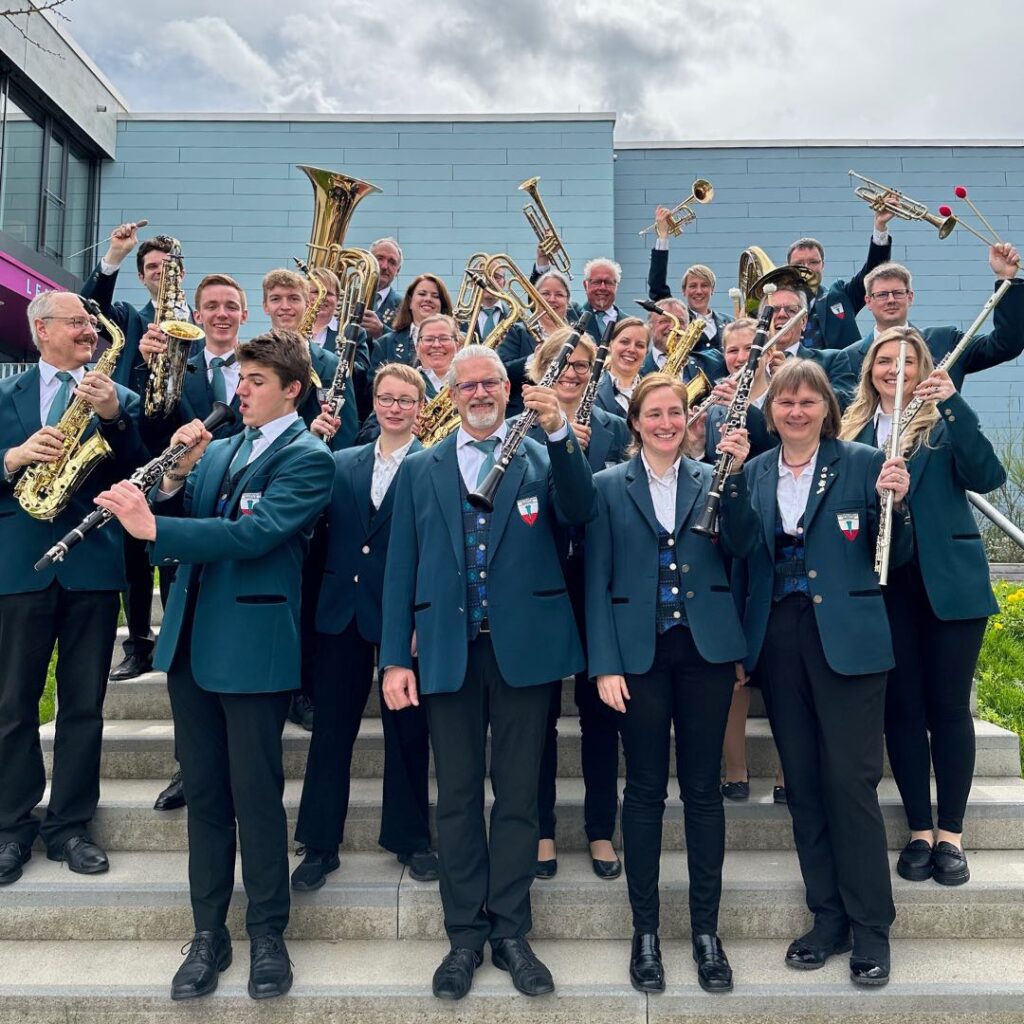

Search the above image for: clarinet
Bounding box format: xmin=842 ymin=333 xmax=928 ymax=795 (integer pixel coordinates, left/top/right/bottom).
xmin=34 ymin=403 xmax=236 ymax=571
xmin=321 ymin=300 xmax=365 ymax=440
xmin=469 ymin=311 xmax=593 ymax=512
xmin=691 ymin=294 xmax=778 ymax=539
xmin=575 ymin=316 xmax=615 ymax=428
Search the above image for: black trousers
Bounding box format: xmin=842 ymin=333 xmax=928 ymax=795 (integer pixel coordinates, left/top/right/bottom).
xmin=884 ymin=563 xmax=986 ymax=834
xmin=424 ymin=634 xmax=551 ymax=952
xmin=537 ymin=550 xmax=619 ymax=843
xmin=0 ymin=582 xmax=119 ymax=849
xmin=295 ymin=622 xmax=431 ymax=855
xmin=166 ymin=620 xmax=291 ymax=938
xmin=121 ymin=532 xmax=155 ymax=660
xmin=297 ymin=518 xmax=329 ymax=701
xmin=760 ymin=594 xmax=894 ymax=958
xmin=618 ymin=625 xmax=734 ymax=935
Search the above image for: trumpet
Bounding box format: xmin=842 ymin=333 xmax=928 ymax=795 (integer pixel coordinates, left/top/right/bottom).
xmin=638 ymin=179 xmax=714 ymax=237
xmin=519 ymin=177 xmax=572 ymax=279
xmin=848 ymin=170 xmax=957 ymax=239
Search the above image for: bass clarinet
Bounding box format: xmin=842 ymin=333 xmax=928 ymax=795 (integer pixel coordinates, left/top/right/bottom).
xmin=35 ymin=403 xmax=236 ymax=571
xmin=469 ymin=312 xmax=592 ymax=512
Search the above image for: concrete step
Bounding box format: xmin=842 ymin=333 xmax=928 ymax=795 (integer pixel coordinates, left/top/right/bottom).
xmin=4 ymin=850 xmax=1023 ymax=943
xmin=37 ymin=776 xmax=1024 ymax=853
xmin=0 ymin=938 xmax=1022 ymax=1023
xmin=58 ymin=716 xmax=1023 ymax=781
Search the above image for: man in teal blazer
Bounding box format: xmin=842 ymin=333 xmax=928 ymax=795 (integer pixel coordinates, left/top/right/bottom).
xmin=95 ymin=330 xmax=334 ymax=1002
xmin=0 ymin=291 xmax=146 ymax=887
xmin=380 ymin=345 xmax=595 ymax=1001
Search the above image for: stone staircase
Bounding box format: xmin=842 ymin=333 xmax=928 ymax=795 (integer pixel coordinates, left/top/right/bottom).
xmin=10 ymin=593 xmax=1024 ymax=1023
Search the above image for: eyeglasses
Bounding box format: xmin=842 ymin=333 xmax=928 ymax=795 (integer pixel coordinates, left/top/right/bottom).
xmin=419 ymin=334 xmax=455 ymax=345
xmin=41 ymin=315 xmax=98 ymax=330
xmin=454 ymin=378 xmax=503 ymax=396
xmin=868 ymin=289 xmax=910 ymax=301
xmin=587 ymin=278 xmax=617 ymax=288
xmin=773 ymin=399 xmax=824 ymax=412
xmin=376 ymin=394 xmax=419 ymax=410
xmin=562 ymin=360 xmax=594 ymax=376
xmin=770 ymin=305 xmax=803 ymax=317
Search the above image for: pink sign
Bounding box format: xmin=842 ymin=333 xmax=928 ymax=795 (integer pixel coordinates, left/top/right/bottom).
xmin=0 ymin=251 xmax=59 ymax=299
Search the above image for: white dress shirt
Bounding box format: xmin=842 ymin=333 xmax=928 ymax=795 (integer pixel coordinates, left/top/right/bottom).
xmin=37 ymin=360 xmax=85 ymax=425
xmin=455 ymin=414 xmax=569 ymax=490
xmin=640 ymin=451 xmax=681 ymax=533
xmin=777 ymin=447 xmax=819 ymax=535
xmin=422 ymin=368 xmax=446 ymax=394
xmin=203 ymin=349 xmax=239 ymax=403
xmin=872 ymin=406 xmax=893 ymax=449
xmin=375 ymin=285 xmax=392 ymax=312
xmin=371 ymin=437 xmax=414 ymax=509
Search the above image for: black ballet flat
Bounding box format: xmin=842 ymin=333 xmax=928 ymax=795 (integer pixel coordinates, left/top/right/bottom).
xmin=534 ymin=858 xmax=557 ymax=879
xmin=720 ymin=779 xmax=750 ymax=801
xmin=591 ymin=856 xmax=622 ymax=880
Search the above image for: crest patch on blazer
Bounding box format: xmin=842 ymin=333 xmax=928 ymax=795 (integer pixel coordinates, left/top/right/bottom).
xmin=837 ymin=511 xmax=859 ymax=540
xmin=517 ymin=496 xmax=539 ymax=526
xmin=830 ymin=302 xmax=845 ymax=319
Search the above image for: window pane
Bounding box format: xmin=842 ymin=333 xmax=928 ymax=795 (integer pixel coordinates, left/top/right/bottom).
xmin=65 ymin=148 xmax=91 ymax=275
xmin=0 ymin=94 xmax=43 ymax=247
xmin=47 ymin=133 xmax=65 ymax=198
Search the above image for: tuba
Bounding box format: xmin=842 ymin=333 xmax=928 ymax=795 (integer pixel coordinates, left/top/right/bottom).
xmin=16 ymin=300 xmax=125 ymax=520
xmin=736 ymin=246 xmax=775 ymax=316
xmin=519 ymin=177 xmax=572 ymax=278
xmin=143 ymin=239 xmax=204 ymax=417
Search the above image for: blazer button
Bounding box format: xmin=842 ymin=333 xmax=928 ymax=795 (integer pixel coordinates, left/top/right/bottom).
xmin=807 ymin=569 xmax=818 ymax=579
xmin=813 ymin=594 xmax=823 ymax=604
xmin=685 ymin=591 xmax=695 ymax=599
xmin=353 ymin=575 xmax=358 ymax=583
xmin=666 ymin=537 xmax=675 ymax=546
xmin=681 ymin=564 xmax=690 ymax=572
xmin=361 ymin=545 xmax=370 ymax=554
xmin=669 ymin=563 xmax=677 ymax=571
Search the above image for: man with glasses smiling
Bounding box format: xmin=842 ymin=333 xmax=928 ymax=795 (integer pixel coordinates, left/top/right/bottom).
xmin=380 ymin=344 xmax=595 ymax=1001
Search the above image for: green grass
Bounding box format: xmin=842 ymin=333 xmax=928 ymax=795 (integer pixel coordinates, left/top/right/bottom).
xmin=977 ymin=580 xmax=1024 ymax=776
xmin=40 ymin=648 xmax=57 ymax=725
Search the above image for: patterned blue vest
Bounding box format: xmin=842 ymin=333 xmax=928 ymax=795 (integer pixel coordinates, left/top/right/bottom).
xmin=461 ymin=478 xmax=492 ymax=640
xmin=773 ymin=509 xmax=810 ymax=600
xmin=656 ymin=525 xmax=688 ymax=635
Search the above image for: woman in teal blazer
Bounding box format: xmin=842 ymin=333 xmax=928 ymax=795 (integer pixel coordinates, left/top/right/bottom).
xmin=585 ymin=372 xmax=757 ymax=995
xmin=840 ymin=327 xmax=1006 ymax=889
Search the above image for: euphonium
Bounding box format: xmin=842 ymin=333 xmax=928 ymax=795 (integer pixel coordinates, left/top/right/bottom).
xmin=737 ymin=246 xmax=775 ymax=316
xmin=483 ymin=253 xmax=568 ymax=343
xmin=143 ymin=238 xmax=204 ymax=417
xmin=16 ymin=300 xmax=125 ymax=521
xmin=519 ymin=177 xmax=572 ymax=278
xmin=453 ymin=253 xmax=490 ymax=324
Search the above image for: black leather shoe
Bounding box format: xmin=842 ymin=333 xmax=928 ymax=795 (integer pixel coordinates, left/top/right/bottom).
xmin=0 ymin=842 xmax=31 ymax=886
xmin=591 ymin=856 xmax=622 ymax=880
xmin=692 ymin=933 xmax=733 ymax=992
xmin=288 ymin=694 xmax=315 ymax=732
xmin=850 ymin=953 xmax=890 ymax=986
xmin=629 ymin=932 xmax=665 ymax=992
xmin=248 ymin=933 xmax=292 ymax=999
xmin=896 ymin=838 xmax=934 ymax=881
xmin=720 ymin=779 xmax=750 ymax=801
xmin=291 ymin=847 xmax=340 ymax=891
xmin=932 ymin=841 xmax=970 ymax=886
xmin=109 ymin=652 xmax=152 ymax=681
xmin=491 ymin=937 xmax=555 ymax=996
xmin=432 ymin=947 xmax=482 ymax=1000
xmin=170 ymin=928 xmax=232 ymax=1000
xmin=154 ymin=767 xmax=186 ymax=811
xmin=535 ymin=858 xmax=557 ymax=879
xmin=399 ymin=849 xmax=439 ymax=882
xmin=773 ymin=785 xmax=787 ymax=804
xmin=785 ymin=930 xmax=852 ymax=970
xmin=47 ymin=835 xmax=109 ymax=874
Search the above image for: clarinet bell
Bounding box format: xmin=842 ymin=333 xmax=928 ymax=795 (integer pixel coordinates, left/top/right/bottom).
xmin=467 ymin=464 xmax=504 ymax=512
xmin=690 ymin=494 xmax=721 ymax=538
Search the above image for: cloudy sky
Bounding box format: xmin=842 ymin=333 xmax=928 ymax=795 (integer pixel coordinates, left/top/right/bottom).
xmin=56 ymin=0 xmax=1023 ymax=141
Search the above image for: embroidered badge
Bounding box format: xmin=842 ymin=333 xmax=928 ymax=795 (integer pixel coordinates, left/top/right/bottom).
xmin=837 ymin=511 xmax=859 ymax=540
xmin=830 ymin=302 xmax=845 ymax=319
xmin=517 ymin=496 xmax=539 ymax=526
xmin=240 ymin=491 xmax=262 ymax=516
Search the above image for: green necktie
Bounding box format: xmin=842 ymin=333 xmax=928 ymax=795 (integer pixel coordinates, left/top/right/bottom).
xmin=229 ymin=427 xmax=263 ymax=478
xmin=45 ymin=371 xmax=74 ymax=427
xmin=209 ymin=356 xmax=228 ymax=405
xmin=481 ymin=307 xmax=498 ymax=340
xmin=470 ymin=437 xmax=501 ymax=487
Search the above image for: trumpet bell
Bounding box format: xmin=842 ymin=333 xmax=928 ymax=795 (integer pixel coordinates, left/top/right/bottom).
xmin=693 ymin=178 xmax=714 ymax=203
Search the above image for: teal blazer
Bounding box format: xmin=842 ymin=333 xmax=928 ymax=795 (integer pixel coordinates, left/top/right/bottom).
xmin=526 ymin=405 xmax=629 ymax=473
xmin=739 ymin=437 xmax=910 ymax=676
xmin=151 ymin=419 xmax=335 ymax=694
xmin=851 ymin=393 xmax=1004 ymax=620
xmin=586 ymin=456 xmax=757 ymax=675
xmin=379 ymin=430 xmax=596 ymax=694
xmin=315 ymin=439 xmax=423 ymax=644
xmin=0 ymin=367 xmax=147 ymax=595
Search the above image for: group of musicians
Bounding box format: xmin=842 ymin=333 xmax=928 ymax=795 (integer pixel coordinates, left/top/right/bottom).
xmin=0 ymin=188 xmax=1020 ymax=1004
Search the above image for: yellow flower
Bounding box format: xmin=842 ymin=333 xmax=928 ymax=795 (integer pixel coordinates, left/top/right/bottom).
xmin=994 ymin=622 xmax=1005 ymax=631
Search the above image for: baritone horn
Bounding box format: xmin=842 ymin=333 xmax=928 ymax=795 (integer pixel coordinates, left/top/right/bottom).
xmin=638 ymin=179 xmax=714 ymax=237
xmin=848 ymin=170 xmax=957 ymax=239
xmin=519 ymin=176 xmax=572 ymax=279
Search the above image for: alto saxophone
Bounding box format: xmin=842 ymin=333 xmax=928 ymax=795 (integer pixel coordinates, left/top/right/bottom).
xmin=143 ymin=238 xmax=204 ymax=417
xmin=16 ymin=300 xmax=125 ymax=521
xmin=294 ymin=257 xmax=326 ymax=390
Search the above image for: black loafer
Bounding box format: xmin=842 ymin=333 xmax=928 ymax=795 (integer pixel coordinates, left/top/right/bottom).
xmin=287 ymin=694 xmax=315 ymax=732
xmin=720 ymin=779 xmax=750 ymax=801
xmin=535 ymin=858 xmax=557 ymax=879
xmin=785 ymin=931 xmax=852 ymax=970
xmin=154 ymin=767 xmax=186 ymax=811
xmin=432 ymin=947 xmax=482 ymax=1000
xmin=291 ymin=847 xmax=340 ymax=891
xmin=248 ymin=933 xmax=292 ymax=999
xmin=932 ymin=841 xmax=970 ymax=886
xmin=109 ymin=652 xmax=152 ymax=681
xmin=591 ymin=857 xmax=622 ymax=880
xmin=171 ymin=928 xmax=232 ymax=1000
xmin=692 ymin=933 xmax=733 ymax=993
xmin=491 ymin=937 xmax=555 ymax=996
xmin=629 ymin=932 xmax=665 ymax=992
xmin=773 ymin=785 xmax=787 ymax=804
xmin=896 ymin=838 xmax=934 ymax=881
xmin=48 ymin=835 xmax=109 ymax=875
xmin=399 ymin=849 xmax=439 ymax=882
xmin=850 ymin=953 xmax=890 ymax=987
xmin=0 ymin=841 xmax=31 ymax=886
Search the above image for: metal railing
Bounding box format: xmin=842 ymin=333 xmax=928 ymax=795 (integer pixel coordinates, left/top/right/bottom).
xmin=0 ymin=363 xmax=32 ymax=379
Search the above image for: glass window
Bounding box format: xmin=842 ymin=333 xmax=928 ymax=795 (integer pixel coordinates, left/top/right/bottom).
xmin=0 ymin=88 xmax=44 ymax=247
xmin=65 ymin=147 xmax=91 ymax=276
